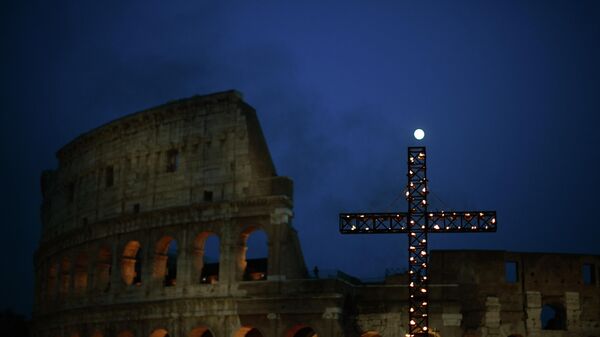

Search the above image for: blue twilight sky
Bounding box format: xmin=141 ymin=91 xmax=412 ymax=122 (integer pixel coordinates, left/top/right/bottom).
xmin=1 ymin=0 xmax=599 ymax=316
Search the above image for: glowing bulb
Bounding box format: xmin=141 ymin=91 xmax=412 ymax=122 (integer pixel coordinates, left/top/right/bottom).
xmin=410 ymin=319 xmax=416 ymax=325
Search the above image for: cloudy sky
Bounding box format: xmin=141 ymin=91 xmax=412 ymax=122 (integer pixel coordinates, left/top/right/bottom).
xmin=1 ymin=0 xmax=599 ymax=316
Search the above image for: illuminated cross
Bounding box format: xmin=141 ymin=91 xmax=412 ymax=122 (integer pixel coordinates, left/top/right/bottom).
xmin=339 ymin=147 xmax=497 ymax=337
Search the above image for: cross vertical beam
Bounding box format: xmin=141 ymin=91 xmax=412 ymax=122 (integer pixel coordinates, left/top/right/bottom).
xmin=407 ymin=147 xmax=429 ymax=336
xmin=338 ymin=146 xmax=497 ymax=337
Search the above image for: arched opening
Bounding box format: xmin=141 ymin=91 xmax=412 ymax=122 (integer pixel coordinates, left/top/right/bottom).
xmin=121 ymin=241 xmax=142 ymax=286
xmin=541 ymin=303 xmax=566 ymax=330
xmin=233 ymin=327 xmax=264 ymax=337
xmin=47 ymin=262 xmax=58 ymax=300
xmin=153 ymin=236 xmax=178 ymax=287
xmin=241 ymin=228 xmax=268 ymax=281
xmin=189 ymin=326 xmax=215 ymax=337
xmin=150 ymin=329 xmax=169 ymax=337
xmin=361 ymin=332 xmax=382 ymax=337
xmin=59 ymin=257 xmax=71 ymax=297
xmin=285 ymin=325 xmax=318 ymax=337
xmin=117 ymin=330 xmax=135 ymax=337
xmin=95 ymin=246 xmax=112 ymax=292
xmin=73 ymin=253 xmax=88 ymax=295
xmin=194 ymin=232 xmax=220 ymax=284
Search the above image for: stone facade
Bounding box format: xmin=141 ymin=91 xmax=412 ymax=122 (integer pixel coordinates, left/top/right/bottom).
xmin=33 ymin=91 xmax=600 ymax=337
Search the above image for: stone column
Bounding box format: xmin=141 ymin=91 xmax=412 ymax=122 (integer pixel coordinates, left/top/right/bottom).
xmin=267 ymin=207 xmax=292 ymax=280
xmin=481 ymin=297 xmax=501 ymax=337
xmin=109 ymin=241 xmax=122 ymax=294
xmin=176 ymin=227 xmax=192 ymax=287
xmin=321 ymin=307 xmax=345 ymax=337
xmin=140 ymin=233 xmax=153 ymax=289
xmin=219 ymin=221 xmax=241 ymax=286
xmin=525 ymin=291 xmax=542 ymax=337
xmin=565 ymin=291 xmax=581 ymax=332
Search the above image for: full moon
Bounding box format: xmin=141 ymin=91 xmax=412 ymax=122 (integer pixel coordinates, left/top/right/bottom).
xmin=414 ymin=128 xmax=425 ymax=140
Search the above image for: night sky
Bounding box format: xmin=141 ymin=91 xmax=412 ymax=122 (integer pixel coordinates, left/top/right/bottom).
xmin=1 ymin=1 xmax=599 ymax=317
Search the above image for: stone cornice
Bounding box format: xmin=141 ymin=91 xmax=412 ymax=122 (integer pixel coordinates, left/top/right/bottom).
xmin=56 ymin=90 xmax=243 ymax=164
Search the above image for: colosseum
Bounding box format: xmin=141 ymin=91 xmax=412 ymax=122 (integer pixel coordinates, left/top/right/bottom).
xmin=33 ymin=90 xmax=599 ymax=337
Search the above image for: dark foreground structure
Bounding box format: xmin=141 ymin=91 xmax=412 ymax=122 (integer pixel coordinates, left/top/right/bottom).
xmin=33 ymin=91 xmax=600 ymax=337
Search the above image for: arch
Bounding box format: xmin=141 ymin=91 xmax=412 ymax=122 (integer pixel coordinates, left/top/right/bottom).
xmin=541 ymin=303 xmax=566 ymax=330
xmin=233 ymin=327 xmax=264 ymax=337
xmin=194 ymin=232 xmax=220 ymax=284
xmin=121 ymin=241 xmax=142 ymax=286
xmin=153 ymin=236 xmax=178 ymax=286
xmin=95 ymin=246 xmax=112 ymax=292
xmin=59 ymin=257 xmax=71 ymax=297
xmin=189 ymin=326 xmax=215 ymax=337
xmin=240 ymin=227 xmax=268 ymax=281
xmin=361 ymin=332 xmax=382 ymax=337
xmin=73 ymin=252 xmax=88 ymax=295
xmin=285 ymin=325 xmax=318 ymax=337
xmin=117 ymin=330 xmax=135 ymax=337
xmin=149 ymin=329 xmax=169 ymax=337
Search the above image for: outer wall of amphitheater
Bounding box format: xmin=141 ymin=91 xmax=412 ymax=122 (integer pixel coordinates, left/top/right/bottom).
xmin=33 ymin=91 xmax=319 ymax=337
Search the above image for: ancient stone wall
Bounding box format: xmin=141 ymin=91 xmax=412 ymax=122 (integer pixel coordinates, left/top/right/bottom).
xmin=33 ymin=91 xmax=318 ymax=337
xmin=430 ymin=250 xmax=600 ymax=337
xmin=33 ymin=91 xmax=599 ymax=337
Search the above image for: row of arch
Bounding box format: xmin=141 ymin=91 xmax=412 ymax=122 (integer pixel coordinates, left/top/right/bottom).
xmin=44 ymin=228 xmax=269 ymax=300
xmin=61 ymin=326 xmax=385 ymax=337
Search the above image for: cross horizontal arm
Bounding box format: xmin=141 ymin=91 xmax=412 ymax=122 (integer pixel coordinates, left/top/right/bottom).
xmin=339 ymin=211 xmax=497 ymax=234
xmin=340 ymin=213 xmax=409 ymax=234
xmin=427 ymin=211 xmax=497 ymax=232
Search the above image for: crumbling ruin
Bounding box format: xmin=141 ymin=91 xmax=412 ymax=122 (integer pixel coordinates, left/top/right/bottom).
xmin=33 ymin=91 xmax=599 ymax=337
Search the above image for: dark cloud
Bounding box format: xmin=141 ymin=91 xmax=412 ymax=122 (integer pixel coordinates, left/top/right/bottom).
xmin=1 ymin=0 xmax=599 ymax=316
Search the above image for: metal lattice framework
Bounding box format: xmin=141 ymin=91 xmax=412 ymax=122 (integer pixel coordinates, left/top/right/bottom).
xmin=339 ymin=147 xmax=497 ymax=337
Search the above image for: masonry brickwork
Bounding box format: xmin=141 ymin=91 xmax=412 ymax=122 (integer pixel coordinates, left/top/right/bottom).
xmin=33 ymin=91 xmax=600 ymax=337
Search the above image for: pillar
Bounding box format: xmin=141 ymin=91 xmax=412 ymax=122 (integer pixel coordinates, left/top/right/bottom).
xmin=525 ymin=291 xmax=542 ymax=337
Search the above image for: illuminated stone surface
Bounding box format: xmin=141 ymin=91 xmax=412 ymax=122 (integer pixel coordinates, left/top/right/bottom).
xmin=33 ymin=91 xmax=600 ymax=337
